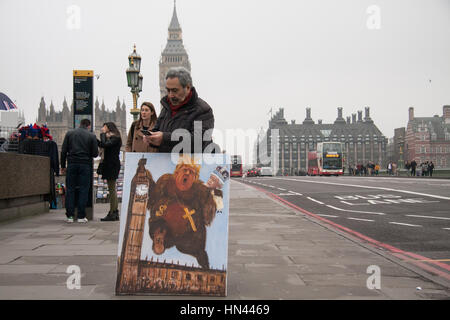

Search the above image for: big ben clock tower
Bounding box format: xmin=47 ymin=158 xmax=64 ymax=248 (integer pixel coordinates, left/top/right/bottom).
xmin=159 ymin=0 xmax=191 ymax=98
xmin=116 ymin=158 xmax=155 ymax=294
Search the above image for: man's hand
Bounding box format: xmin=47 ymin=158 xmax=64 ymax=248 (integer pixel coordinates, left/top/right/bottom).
xmin=60 ymin=168 xmax=66 ymax=175
xmin=143 ymin=131 xmax=163 ymax=147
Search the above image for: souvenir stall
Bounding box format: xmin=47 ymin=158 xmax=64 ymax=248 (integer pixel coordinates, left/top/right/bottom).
xmin=18 ymin=124 xmax=60 ymax=208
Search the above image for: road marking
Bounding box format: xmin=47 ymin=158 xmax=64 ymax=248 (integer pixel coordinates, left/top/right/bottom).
xmin=406 ymin=215 xmax=450 ymax=221
xmin=269 ymin=177 xmax=450 ymax=200
xmin=347 ymin=217 xmax=374 ymax=222
xmin=277 ymin=187 xmax=286 ymax=191
xmin=443 ymin=228 xmax=450 ymax=231
xmin=389 ymin=222 xmax=422 ymax=227
xmin=416 ymin=259 xmax=450 ymax=262
xmin=326 ymin=205 xmax=385 ymax=215
xmin=317 ymin=214 xmax=339 ymax=218
xmin=340 ymin=200 xmax=370 ymax=206
xmin=307 ymin=197 xmax=325 ymax=205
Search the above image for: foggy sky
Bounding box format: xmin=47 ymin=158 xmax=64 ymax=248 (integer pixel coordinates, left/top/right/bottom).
xmin=1 ymin=0 xmax=449 ymax=162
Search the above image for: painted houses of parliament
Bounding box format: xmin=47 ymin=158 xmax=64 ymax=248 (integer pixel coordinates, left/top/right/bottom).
xmin=38 ymin=1 xmax=191 ymax=151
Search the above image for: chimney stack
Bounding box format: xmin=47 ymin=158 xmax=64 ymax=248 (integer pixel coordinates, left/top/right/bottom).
xmin=352 ymin=113 xmax=356 ymax=124
xmin=318 ymin=119 xmax=323 ymax=124
xmin=408 ymin=107 xmax=414 ymax=121
xmin=443 ymin=105 xmax=450 ymax=124
xmin=303 ymin=107 xmax=314 ymax=124
xmin=334 ymin=107 xmax=346 ymax=124
xmin=346 ymin=116 xmax=351 ymax=124
xmin=364 ymin=107 xmax=373 ymax=123
xmin=357 ymin=111 xmax=363 ymax=122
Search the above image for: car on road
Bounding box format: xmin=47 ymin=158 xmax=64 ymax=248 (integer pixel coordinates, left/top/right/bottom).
xmin=246 ymin=168 xmax=260 ymax=177
xmin=260 ymin=167 xmax=273 ymax=176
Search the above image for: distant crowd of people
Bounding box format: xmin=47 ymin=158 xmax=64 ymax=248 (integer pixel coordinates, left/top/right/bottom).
xmin=348 ymin=161 xmax=382 ymax=176
xmin=405 ymin=160 xmax=435 ymax=177
xmin=347 ymin=159 xmax=435 ymax=177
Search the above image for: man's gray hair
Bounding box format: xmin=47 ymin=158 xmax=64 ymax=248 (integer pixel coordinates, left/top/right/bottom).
xmin=165 ymin=67 xmax=192 ymax=88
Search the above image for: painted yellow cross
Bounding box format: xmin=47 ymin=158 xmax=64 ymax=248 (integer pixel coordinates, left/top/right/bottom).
xmin=156 ymin=204 xmax=167 ymax=217
xmin=183 ymin=208 xmax=197 ymax=232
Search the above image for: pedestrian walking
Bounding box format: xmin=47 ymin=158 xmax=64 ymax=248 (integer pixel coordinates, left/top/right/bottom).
xmin=356 ymin=164 xmax=362 ymax=176
xmin=374 ymin=163 xmax=380 ymax=176
xmin=405 ymin=161 xmax=411 ymax=176
xmin=370 ymin=161 xmax=375 ymax=176
xmin=392 ymin=162 xmax=398 ymax=176
xmin=410 ymin=159 xmax=417 ymax=177
xmin=428 ymin=161 xmax=435 ymax=177
xmin=387 ymin=162 xmax=392 ymax=175
xmin=144 ymin=67 xmax=218 ymax=153
xmin=126 ymin=102 xmax=158 ymax=153
xmin=421 ymin=162 xmax=428 ymax=176
xmin=97 ymin=122 xmax=122 ymax=222
xmin=61 ymin=119 xmax=98 ymax=223
xmin=362 ymin=164 xmax=367 ymax=176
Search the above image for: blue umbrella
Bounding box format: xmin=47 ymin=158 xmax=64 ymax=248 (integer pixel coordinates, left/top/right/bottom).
xmin=0 ymin=92 xmax=18 ymax=111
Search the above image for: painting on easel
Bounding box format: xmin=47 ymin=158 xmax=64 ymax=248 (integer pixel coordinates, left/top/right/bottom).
xmin=115 ymin=153 xmax=230 ymax=296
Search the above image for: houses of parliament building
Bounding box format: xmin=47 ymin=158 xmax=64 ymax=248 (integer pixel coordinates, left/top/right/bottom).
xmin=38 ymin=1 xmax=191 ymax=153
xmin=36 ymin=96 xmax=128 ymax=152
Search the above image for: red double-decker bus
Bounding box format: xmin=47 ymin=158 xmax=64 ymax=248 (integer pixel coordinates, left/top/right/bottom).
xmin=307 ymin=142 xmax=343 ymax=176
xmin=230 ymin=155 xmax=243 ymax=177
xmin=307 ymin=152 xmax=320 ymax=176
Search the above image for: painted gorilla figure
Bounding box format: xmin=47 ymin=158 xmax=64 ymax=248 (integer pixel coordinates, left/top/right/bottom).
xmin=148 ymin=158 xmax=217 ymax=269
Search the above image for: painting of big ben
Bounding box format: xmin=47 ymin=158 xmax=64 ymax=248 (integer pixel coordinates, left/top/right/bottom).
xmin=115 ymin=153 xmax=230 ymax=296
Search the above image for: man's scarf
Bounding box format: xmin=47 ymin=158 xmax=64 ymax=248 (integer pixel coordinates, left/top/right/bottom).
xmin=168 ymin=89 xmax=193 ymax=117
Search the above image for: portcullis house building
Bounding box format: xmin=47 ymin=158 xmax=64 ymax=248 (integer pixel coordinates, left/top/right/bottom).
xmin=256 ymin=107 xmax=388 ymax=175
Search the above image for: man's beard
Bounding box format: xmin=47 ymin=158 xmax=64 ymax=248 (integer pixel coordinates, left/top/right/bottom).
xmin=170 ymin=97 xmax=180 ymax=105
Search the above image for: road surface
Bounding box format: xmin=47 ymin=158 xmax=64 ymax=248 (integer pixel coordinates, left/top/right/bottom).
xmin=240 ymin=175 xmax=450 ymax=284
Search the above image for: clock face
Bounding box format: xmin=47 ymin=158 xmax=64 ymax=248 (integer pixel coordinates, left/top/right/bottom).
xmin=135 ymin=184 xmax=148 ymax=196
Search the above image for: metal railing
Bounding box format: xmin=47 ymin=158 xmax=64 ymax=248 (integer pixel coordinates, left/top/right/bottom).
xmin=0 ymin=126 xmax=19 ymax=153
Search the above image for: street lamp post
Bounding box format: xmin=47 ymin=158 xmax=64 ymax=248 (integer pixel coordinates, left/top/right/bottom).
xmin=126 ymin=45 xmax=143 ymax=122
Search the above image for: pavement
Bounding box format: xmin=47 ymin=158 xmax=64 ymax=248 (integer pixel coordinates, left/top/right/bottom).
xmin=0 ymin=179 xmax=449 ymax=299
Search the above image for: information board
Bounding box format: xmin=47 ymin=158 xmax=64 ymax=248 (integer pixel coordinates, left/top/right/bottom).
xmin=73 ymin=70 xmax=93 ymax=129
xmin=73 ymin=70 xmax=94 ymax=220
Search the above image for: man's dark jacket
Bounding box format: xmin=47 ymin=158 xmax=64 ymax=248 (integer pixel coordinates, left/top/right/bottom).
xmin=61 ymin=127 xmax=99 ymax=168
xmin=152 ymin=87 xmax=219 ymax=153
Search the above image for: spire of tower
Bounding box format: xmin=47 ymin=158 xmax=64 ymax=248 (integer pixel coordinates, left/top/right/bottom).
xmin=160 ymin=0 xmax=191 ymax=98
xmin=169 ymin=0 xmax=181 ymax=30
